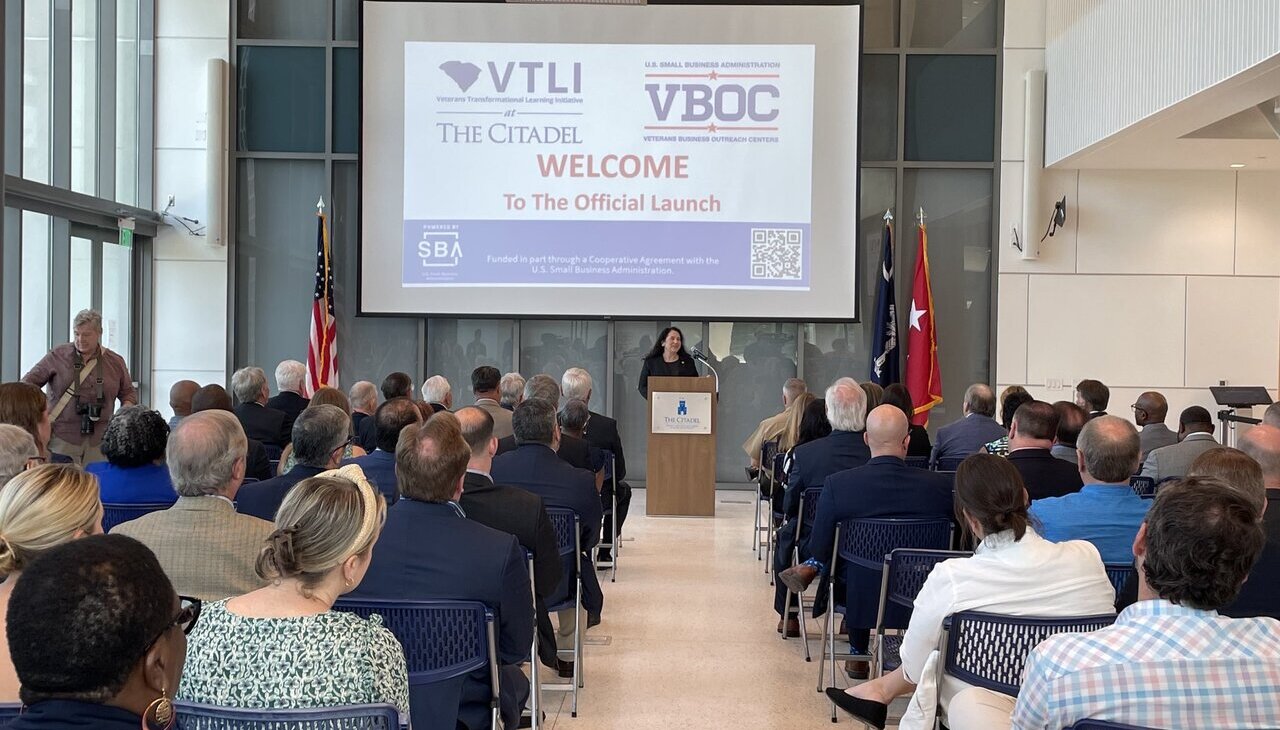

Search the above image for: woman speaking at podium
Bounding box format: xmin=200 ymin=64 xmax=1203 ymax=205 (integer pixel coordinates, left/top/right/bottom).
xmin=637 ymin=326 xmax=699 ymax=399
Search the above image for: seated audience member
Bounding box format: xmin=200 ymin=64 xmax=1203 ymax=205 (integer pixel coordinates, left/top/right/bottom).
xmin=930 ymin=384 xmax=1006 ymax=466
xmin=179 ymin=468 xmax=409 ymax=719
xmin=780 ymin=405 xmax=954 ymax=679
xmin=5 ymin=535 xmax=193 ymax=730
xmin=882 ymin=383 xmax=931 ymax=458
xmin=276 ymin=388 xmax=367 ymax=474
xmin=765 ymin=392 xmax=818 ymax=513
xmin=492 ymin=397 xmax=604 ymax=629
xmin=168 ymin=379 xmax=199 ymax=430
xmin=1131 ymin=390 xmax=1177 ymax=459
xmin=1029 ymin=415 xmax=1149 ymax=563
xmin=1223 ymin=428 xmax=1280 ymax=620
xmin=1009 ymin=477 xmax=1279 ymax=730
xmin=87 ymin=406 xmax=176 ymax=505
xmin=473 ymin=366 xmax=513 ymax=440
xmin=0 ymin=464 xmax=103 ymax=702
xmin=564 ymin=367 xmax=633 ymax=552
xmin=113 ymin=411 xmax=272 ymax=600
xmin=1075 ymin=378 xmax=1110 ymax=419
xmin=456 ymin=406 xmax=567 ymax=676
xmin=421 ymin=375 xmax=453 ymax=413
xmin=826 ymin=455 xmax=1114 ymax=730
xmin=1141 ymin=405 xmax=1222 ymax=481
xmin=0 ymin=425 xmax=40 ymax=485
xmin=1263 ymin=402 xmax=1280 ymax=428
xmin=341 ymin=396 xmax=422 ymax=503
xmin=772 ymin=379 xmax=869 ymax=636
xmin=499 ymin=372 xmax=525 ymax=411
xmin=266 ymin=359 xmax=310 ymax=423
xmin=1051 ymin=400 xmax=1087 ymax=465
xmin=0 ymin=382 xmax=54 ymax=463
xmin=348 ymin=380 xmax=379 ymax=451
xmin=1005 ymin=401 xmax=1083 ymax=500
xmin=230 ymin=366 xmax=292 ymax=449
xmin=497 ymin=375 xmax=597 ymax=471
xmin=558 ymin=399 xmax=606 ymax=492
xmin=350 ymin=414 xmax=532 ymax=730
xmin=190 ymin=384 xmax=273 ymax=481
xmin=742 ymin=378 xmax=808 ymax=472
xmin=355 ymin=372 xmax=414 ymax=450
xmin=860 ymin=382 xmax=884 ymax=412
xmin=237 ymin=405 xmax=352 ymax=521
xmin=985 ymin=386 xmax=1033 ymax=456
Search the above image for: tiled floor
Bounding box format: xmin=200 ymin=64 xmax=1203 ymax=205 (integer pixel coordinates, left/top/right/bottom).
xmin=535 ymin=488 xmax=904 ymax=730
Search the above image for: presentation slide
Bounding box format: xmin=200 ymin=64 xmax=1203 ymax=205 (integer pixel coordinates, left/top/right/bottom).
xmin=361 ymin=2 xmax=861 ymax=319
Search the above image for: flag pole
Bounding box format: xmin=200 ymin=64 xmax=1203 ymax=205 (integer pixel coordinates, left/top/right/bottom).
xmin=883 ymin=208 xmax=893 ymax=222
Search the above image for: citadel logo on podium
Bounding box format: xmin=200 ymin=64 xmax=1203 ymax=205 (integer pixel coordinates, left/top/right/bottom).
xmin=651 ymin=392 xmax=712 ymax=435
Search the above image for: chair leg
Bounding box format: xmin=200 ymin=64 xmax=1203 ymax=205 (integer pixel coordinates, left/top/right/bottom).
xmin=798 ymin=590 xmax=812 ymax=662
xmin=754 ymin=496 xmax=762 ymax=557
xmin=529 ymin=629 xmax=540 ymax=730
xmin=571 ymin=597 xmax=581 ymax=717
xmin=816 ymin=597 xmax=831 ymax=692
xmin=610 ymin=487 xmax=618 ymax=583
xmin=828 ymin=611 xmax=839 ymax=722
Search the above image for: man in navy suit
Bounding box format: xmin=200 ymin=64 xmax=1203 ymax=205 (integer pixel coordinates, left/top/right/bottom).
xmin=340 ymin=396 xmax=421 ymax=504
xmin=350 ymin=412 xmax=532 ymax=730
xmin=235 ymin=405 xmax=350 ymax=521
xmin=265 ymin=359 xmax=309 ymax=423
xmin=780 ymin=404 xmax=954 ymax=677
xmin=563 ymin=367 xmax=633 ymax=558
xmin=772 ymin=378 xmax=870 ymax=636
xmin=1006 ymin=400 xmax=1083 ymax=501
xmin=930 ymin=383 xmax=1006 ymax=467
xmin=492 ymin=397 xmax=604 ymax=630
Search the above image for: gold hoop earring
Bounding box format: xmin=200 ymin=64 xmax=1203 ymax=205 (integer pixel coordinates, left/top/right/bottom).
xmin=143 ymin=688 xmax=175 ymax=730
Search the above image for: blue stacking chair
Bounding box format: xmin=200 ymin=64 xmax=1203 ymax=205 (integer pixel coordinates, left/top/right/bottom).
xmin=934 ymin=456 xmax=965 ymax=472
xmin=818 ymin=517 xmax=954 ymax=716
xmin=0 ymin=704 xmax=20 ymax=727
xmin=870 ymin=548 xmax=971 ymax=679
xmin=781 ymin=486 xmax=824 ymax=661
xmin=904 ymin=456 xmax=931 ymax=470
xmin=1068 ymin=722 xmax=1160 ymax=730
xmin=755 ymin=440 xmax=780 ymax=558
xmin=332 ymin=599 xmax=499 ymax=730
xmin=1129 ymin=476 xmax=1157 ymax=498
xmin=101 ymin=502 xmax=172 ymax=533
xmin=765 ymin=449 xmax=788 ymax=577
xmin=941 ymin=610 xmax=1116 ymax=698
xmin=1103 ymin=563 xmax=1135 ymax=596
xmin=520 ymin=548 xmax=542 ymax=730
xmin=541 ymin=507 xmax=583 ymax=716
xmin=175 ymin=702 xmax=401 ymax=729
xmin=596 ymin=450 xmax=618 ymax=582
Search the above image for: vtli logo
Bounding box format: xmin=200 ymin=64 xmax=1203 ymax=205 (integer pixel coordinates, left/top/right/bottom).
xmin=677 ymin=399 xmax=688 ymax=416
xmin=417 ymin=231 xmax=462 ymax=268
xmin=438 ymin=60 xmax=583 ymax=94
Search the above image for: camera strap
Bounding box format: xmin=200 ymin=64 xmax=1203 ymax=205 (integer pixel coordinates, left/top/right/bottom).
xmin=50 ymin=356 xmax=100 ymax=423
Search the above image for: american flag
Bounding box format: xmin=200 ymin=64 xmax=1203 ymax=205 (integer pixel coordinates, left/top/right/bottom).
xmin=306 ymin=199 xmax=337 ymax=396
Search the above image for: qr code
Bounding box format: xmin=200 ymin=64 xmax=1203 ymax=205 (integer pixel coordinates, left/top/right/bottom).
xmin=750 ymin=228 xmax=803 ymax=280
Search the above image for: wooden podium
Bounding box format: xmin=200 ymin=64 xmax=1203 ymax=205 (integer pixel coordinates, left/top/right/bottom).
xmin=645 ymin=376 xmax=717 ymax=517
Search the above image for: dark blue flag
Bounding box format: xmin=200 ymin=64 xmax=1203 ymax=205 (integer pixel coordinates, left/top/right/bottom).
xmin=869 ymin=219 xmax=899 ymax=385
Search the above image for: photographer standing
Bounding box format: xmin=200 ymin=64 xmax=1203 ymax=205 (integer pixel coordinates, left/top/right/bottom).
xmin=22 ymin=309 xmax=137 ymax=464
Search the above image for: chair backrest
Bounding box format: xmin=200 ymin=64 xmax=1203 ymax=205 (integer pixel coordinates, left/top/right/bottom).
xmin=102 ymin=502 xmax=172 ymax=533
xmin=1068 ymin=721 xmax=1159 ymax=730
xmin=600 ymin=448 xmax=615 ymax=483
xmin=882 ymin=548 xmax=971 ymax=611
xmin=760 ymin=439 xmax=779 ymax=471
xmin=0 ymin=704 xmax=20 ymax=727
xmin=1103 ymin=563 xmax=1134 ymax=595
xmin=543 ymin=506 xmax=582 ymax=609
xmin=904 ymin=456 xmax=931 ymax=470
xmin=935 ymin=457 xmax=965 ymax=471
xmin=771 ymin=451 xmax=788 ymax=485
xmin=175 ymin=702 xmax=401 ymax=729
xmin=943 ymin=610 xmax=1116 ymax=696
xmin=1129 ymin=476 xmax=1157 ymax=498
xmin=332 ymin=599 xmax=494 ymax=686
xmin=836 ymin=518 xmax=955 ymax=573
xmin=797 ymin=487 xmax=822 ymax=533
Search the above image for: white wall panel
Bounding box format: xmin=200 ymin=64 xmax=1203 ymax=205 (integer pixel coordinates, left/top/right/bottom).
xmin=996 ymin=274 xmax=1029 ymax=385
xmin=1185 ymin=276 xmax=1280 ymax=389
xmin=155 ymin=38 xmax=226 ymax=151
xmin=1026 ymin=275 xmax=1186 ymax=387
xmin=153 ymin=260 xmax=227 ymax=370
xmin=1076 ymin=171 xmax=1235 ymax=275
xmin=1235 ymin=172 xmax=1280 ymax=276
xmin=154 ymin=148 xmax=224 ymax=261
xmin=1004 ymin=0 xmax=1046 ymax=50
xmin=155 ymin=0 xmax=229 ymax=39
xmin=998 ymin=163 xmax=1078 ymax=274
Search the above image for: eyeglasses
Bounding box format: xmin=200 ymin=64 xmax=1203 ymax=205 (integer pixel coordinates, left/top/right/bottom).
xmin=333 ymin=436 xmax=354 ymax=454
xmin=144 ymin=596 xmax=202 ymax=651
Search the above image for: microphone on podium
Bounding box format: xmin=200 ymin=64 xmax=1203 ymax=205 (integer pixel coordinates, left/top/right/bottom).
xmin=689 ymin=348 xmax=719 ymax=395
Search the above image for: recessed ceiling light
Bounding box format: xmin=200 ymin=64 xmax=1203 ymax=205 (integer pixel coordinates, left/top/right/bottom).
xmin=1230 ymin=163 xmax=1246 ymax=168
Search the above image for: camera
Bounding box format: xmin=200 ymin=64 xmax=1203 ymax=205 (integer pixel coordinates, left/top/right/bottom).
xmin=76 ymin=402 xmax=103 ymax=435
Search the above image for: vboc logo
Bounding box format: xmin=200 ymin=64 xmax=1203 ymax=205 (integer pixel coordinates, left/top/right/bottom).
xmin=645 ymin=78 xmax=779 ymax=123
xmin=438 ymin=60 xmax=583 ymax=94
xmin=417 ymin=231 xmax=462 ymax=269
xmin=677 ymin=400 xmax=688 ymax=416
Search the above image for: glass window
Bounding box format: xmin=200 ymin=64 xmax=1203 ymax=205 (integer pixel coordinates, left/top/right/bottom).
xmin=23 ymin=0 xmax=52 ymax=184
xmin=900 ymin=168 xmax=992 ymax=431
xmin=708 ymin=322 xmax=798 ymax=482
xmin=69 ymin=235 xmax=92 ymax=332
xmin=613 ymin=321 xmax=702 ymax=482
xmin=903 ymin=0 xmax=998 ymax=49
xmin=905 ymin=55 xmax=996 ymax=162
xmin=233 ymin=159 xmax=326 ymax=370
xmin=71 ymin=0 xmax=99 ymax=195
xmin=861 ymin=55 xmax=899 ymax=162
xmin=236 ymin=46 xmax=326 ymax=153
xmin=237 ymin=0 xmax=329 ymax=41
xmin=20 ymin=212 xmax=51 ymax=369
xmin=863 ymin=0 xmax=900 ymax=49
xmin=334 ymin=0 xmax=358 ymax=41
xmin=333 ymin=48 xmax=358 ymax=154
xmin=101 ymin=239 xmax=132 ymax=368
xmin=425 ymin=320 xmax=515 ymax=401
xmin=116 ymin=0 xmax=140 ymax=205
xmin=521 ymin=321 xmax=608 ymax=411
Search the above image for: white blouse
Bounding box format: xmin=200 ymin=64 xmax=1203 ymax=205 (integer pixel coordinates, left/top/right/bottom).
xmin=898 ymin=527 xmax=1116 ymax=710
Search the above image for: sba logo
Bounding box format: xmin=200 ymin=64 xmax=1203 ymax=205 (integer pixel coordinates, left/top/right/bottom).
xmin=677 ymin=399 xmax=688 ymax=416
xmin=417 ymin=231 xmax=462 ymax=268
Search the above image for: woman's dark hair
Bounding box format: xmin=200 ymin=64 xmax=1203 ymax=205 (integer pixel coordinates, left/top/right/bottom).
xmin=0 ymin=382 xmax=48 ymax=455
xmin=1000 ymin=386 xmax=1034 ymax=428
xmin=881 ymin=383 xmax=914 ymax=423
xmin=8 ymin=534 xmax=176 ymax=705
xmin=100 ymin=406 xmax=169 ymax=467
xmin=644 ymin=327 xmax=689 ymax=360
xmin=954 ymin=454 xmax=1031 ymax=541
xmin=796 ymin=398 xmax=832 ymax=447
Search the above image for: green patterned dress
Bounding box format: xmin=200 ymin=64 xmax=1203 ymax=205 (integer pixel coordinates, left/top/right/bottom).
xmin=178 ymin=600 xmax=410 ymax=721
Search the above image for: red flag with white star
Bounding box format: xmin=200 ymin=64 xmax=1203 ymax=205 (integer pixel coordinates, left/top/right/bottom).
xmin=905 ymin=214 xmax=942 ymax=426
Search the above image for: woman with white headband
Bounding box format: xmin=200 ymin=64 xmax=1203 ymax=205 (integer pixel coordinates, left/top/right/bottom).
xmin=178 ymin=465 xmax=408 ymax=720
